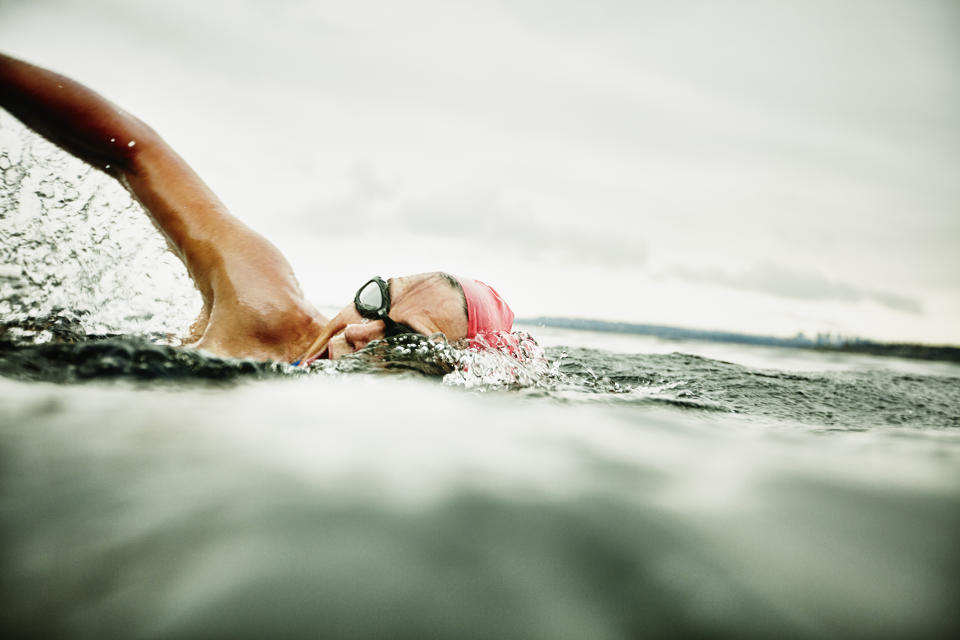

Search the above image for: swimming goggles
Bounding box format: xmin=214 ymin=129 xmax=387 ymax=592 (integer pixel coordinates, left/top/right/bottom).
xmin=354 ymin=277 xmax=419 ymax=337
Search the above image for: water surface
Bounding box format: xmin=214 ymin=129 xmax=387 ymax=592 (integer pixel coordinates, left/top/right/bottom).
xmin=1 ymin=328 xmax=958 ymax=639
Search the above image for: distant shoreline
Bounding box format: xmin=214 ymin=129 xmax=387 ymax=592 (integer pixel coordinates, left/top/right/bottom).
xmin=516 ymin=317 xmax=960 ymax=364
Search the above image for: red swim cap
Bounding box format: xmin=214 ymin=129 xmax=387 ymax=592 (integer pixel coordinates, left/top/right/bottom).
xmin=454 ymin=276 xmax=514 ymax=339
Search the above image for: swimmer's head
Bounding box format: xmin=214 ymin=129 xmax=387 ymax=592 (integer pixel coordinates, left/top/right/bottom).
xmin=323 ymin=272 xmax=464 ymax=360
xmin=453 ymin=275 xmax=515 ymax=339
xmin=304 ymin=271 xmax=512 ymax=361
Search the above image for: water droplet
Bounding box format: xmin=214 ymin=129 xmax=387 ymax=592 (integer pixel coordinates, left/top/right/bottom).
xmin=127 ymin=141 xmax=136 ymax=148
xmin=36 ymin=182 xmax=55 ymax=199
xmin=3 ymin=165 xmax=25 ymax=186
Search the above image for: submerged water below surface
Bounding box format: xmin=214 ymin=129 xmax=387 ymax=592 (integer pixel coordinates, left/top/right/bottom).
xmin=1 ymin=327 xmax=958 ymax=638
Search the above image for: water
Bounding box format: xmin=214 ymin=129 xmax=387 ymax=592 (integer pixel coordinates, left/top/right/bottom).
xmin=2 ymin=326 xmax=959 ymax=638
xmin=2 ymin=115 xmax=960 ymax=639
xmin=0 ymin=115 xmax=200 ymax=340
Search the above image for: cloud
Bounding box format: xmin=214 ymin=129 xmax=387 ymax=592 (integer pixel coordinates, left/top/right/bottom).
xmin=671 ymin=262 xmax=923 ymax=315
xmin=291 ymin=163 xmax=646 ymax=268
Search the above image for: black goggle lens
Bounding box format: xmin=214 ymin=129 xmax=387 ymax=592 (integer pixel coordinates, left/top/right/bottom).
xmin=354 ymin=277 xmax=418 ymax=337
xmin=356 ymin=280 xmax=384 ymax=313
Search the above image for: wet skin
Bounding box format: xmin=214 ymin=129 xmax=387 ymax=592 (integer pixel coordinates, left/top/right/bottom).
xmin=1 ymin=53 xmax=472 ymax=364
xmin=301 ymin=273 xmax=469 ymax=361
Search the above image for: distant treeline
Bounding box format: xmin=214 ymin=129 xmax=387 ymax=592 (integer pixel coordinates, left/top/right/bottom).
xmin=517 ymin=317 xmax=960 ymax=363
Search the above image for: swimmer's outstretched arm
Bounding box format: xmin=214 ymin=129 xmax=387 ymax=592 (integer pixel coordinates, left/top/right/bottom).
xmin=0 ymin=51 xmax=245 ymax=295
xmin=0 ymin=52 xmax=325 ymax=360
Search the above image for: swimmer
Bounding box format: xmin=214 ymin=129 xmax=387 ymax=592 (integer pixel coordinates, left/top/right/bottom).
xmin=0 ymin=52 xmax=513 ymax=363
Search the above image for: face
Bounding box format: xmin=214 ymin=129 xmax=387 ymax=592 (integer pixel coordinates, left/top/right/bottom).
xmin=322 ymin=273 xmax=468 ymax=360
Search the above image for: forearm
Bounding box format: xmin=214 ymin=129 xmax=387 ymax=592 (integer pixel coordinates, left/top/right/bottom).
xmin=0 ymin=52 xmax=153 ymax=175
xmin=0 ymin=52 xmax=307 ymax=325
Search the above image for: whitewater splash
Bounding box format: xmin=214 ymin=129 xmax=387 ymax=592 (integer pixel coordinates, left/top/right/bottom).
xmin=0 ymin=113 xmax=200 ymax=341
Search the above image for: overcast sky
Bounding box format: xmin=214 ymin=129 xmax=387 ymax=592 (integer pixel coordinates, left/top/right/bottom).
xmin=2 ymin=0 xmax=958 ymax=343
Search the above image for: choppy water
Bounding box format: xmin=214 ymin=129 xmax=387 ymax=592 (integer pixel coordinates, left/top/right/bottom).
xmin=2 ymin=118 xmax=960 ymax=638
xmin=2 ymin=325 xmax=959 ymax=638
xmin=3 ymin=327 xmax=958 ymax=432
